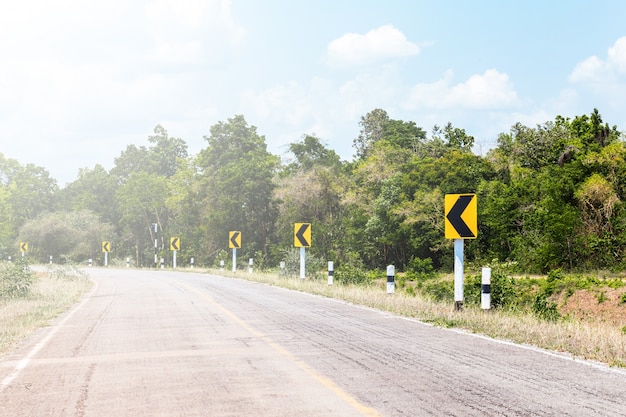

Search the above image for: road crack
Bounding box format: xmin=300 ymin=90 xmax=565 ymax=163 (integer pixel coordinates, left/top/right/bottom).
xmin=74 ymin=363 xmax=96 ymax=417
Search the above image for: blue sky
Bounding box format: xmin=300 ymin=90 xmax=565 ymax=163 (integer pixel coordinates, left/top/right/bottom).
xmin=2 ymin=0 xmax=626 ymax=185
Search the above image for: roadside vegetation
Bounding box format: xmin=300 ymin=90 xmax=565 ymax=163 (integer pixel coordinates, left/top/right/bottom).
xmin=0 ymin=260 xmax=91 ymax=355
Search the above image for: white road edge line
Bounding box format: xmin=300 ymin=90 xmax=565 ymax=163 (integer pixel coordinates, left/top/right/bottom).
xmin=0 ymin=278 xmax=99 ymax=393
xmin=264 ymin=282 xmax=626 ymax=377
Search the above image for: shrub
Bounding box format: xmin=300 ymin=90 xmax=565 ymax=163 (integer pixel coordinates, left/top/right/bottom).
xmin=280 ymin=248 xmax=324 ymax=279
xmin=334 ymin=265 xmax=369 ymax=285
xmin=465 ymin=269 xmax=517 ymax=309
xmin=0 ymin=258 xmax=35 ymax=298
xmin=406 ymin=257 xmax=435 ymax=280
xmin=422 ymin=279 xmax=454 ymax=302
xmin=46 ymin=262 xmax=88 ymax=281
xmin=214 ymin=249 xmax=228 ymax=268
xmin=532 ymin=293 xmax=561 ymax=321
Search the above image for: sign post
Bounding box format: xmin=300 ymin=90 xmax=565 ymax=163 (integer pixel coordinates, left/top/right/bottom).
xmin=294 ymin=223 xmax=311 ymax=279
xmin=170 ymin=237 xmax=180 ymax=268
xmin=19 ymin=242 xmax=28 ymax=257
xmin=229 ymin=231 xmax=241 ymax=272
xmin=102 ymin=241 xmax=111 ymax=267
xmin=444 ymin=194 xmax=478 ymax=311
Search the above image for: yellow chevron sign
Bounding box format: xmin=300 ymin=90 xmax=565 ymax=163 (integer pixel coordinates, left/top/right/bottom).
xmin=445 ymin=194 xmax=478 ymax=239
xmin=294 ymin=223 xmax=311 ymax=247
xmin=229 ymin=231 xmax=241 ymax=249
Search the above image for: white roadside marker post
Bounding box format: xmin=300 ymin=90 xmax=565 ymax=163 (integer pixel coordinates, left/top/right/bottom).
xmin=387 ymin=265 xmax=395 ymax=294
xmin=482 ymin=267 xmax=491 ymax=310
xmin=328 ymin=261 xmax=334 ymax=286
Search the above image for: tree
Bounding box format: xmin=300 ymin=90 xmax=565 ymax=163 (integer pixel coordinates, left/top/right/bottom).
xmin=285 ymin=134 xmax=342 ymax=173
xmin=58 ymin=164 xmax=119 ymax=226
xmin=18 ymin=210 xmax=114 ymax=263
xmin=197 ymin=115 xmax=279 ymax=261
xmin=0 ymin=155 xmax=58 ymax=256
xmin=147 ymin=125 xmax=189 ymax=178
xmin=276 ymin=135 xmax=348 ymax=262
xmin=382 ymin=118 xmax=427 ymax=152
xmin=116 ymin=171 xmax=169 ymax=266
xmin=111 ymin=125 xmax=188 ymax=182
xmin=165 ymin=157 xmax=205 ymax=265
xmin=432 ymin=122 xmax=475 ymax=152
xmin=353 ymin=108 xmax=389 ymax=159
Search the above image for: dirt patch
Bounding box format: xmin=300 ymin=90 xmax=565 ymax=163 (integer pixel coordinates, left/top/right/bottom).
xmin=557 ymin=288 xmax=626 ymax=327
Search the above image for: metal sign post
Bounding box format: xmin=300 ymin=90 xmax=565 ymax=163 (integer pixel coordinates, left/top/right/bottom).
xmin=229 ymin=231 xmax=241 ymax=273
xmin=102 ymin=241 xmax=111 ymax=267
xmin=294 ymin=223 xmax=311 ymax=279
xmin=170 ymin=237 xmax=180 ymax=268
xmin=299 ymin=247 xmax=306 ymax=279
xmin=454 ymin=239 xmax=464 ymax=310
xmin=444 ymin=194 xmax=478 ymax=311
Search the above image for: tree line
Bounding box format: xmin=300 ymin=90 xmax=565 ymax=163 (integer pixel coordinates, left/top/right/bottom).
xmin=1 ymin=108 xmax=624 ymax=274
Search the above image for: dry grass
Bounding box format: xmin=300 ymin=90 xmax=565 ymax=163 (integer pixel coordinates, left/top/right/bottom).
xmin=0 ymin=266 xmax=92 ymax=356
xmin=219 ymin=269 xmax=626 ymax=367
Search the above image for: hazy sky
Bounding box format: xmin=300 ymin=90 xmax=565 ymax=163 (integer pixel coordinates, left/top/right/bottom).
xmin=2 ymin=0 xmax=626 ymax=185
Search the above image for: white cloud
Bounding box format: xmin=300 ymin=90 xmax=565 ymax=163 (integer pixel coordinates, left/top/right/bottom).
xmin=405 ymin=69 xmax=518 ymax=110
xmin=0 ymin=0 xmax=247 ymax=183
xmin=327 ymin=25 xmax=419 ymax=68
xmin=608 ymin=37 xmax=626 ymax=73
xmin=569 ymin=36 xmax=626 ymax=83
xmin=569 ymin=55 xmax=609 ymax=83
xmin=145 ymin=0 xmax=246 ymax=67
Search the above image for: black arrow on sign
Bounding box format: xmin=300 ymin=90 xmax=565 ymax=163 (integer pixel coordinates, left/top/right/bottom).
xmin=446 ymin=195 xmax=475 ymax=238
xmin=171 ymin=238 xmax=179 ymax=250
xmin=230 ymin=232 xmax=240 ymax=248
xmin=20 ymin=243 xmax=27 ymax=252
xmin=103 ymin=242 xmax=110 ymax=252
xmin=295 ymin=223 xmax=310 ymax=247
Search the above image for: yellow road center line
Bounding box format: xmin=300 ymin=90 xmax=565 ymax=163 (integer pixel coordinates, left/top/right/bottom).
xmin=181 ymin=282 xmax=381 ymax=417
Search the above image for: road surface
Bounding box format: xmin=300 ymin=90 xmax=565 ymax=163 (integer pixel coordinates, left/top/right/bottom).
xmin=1 ymin=268 xmax=625 ymax=416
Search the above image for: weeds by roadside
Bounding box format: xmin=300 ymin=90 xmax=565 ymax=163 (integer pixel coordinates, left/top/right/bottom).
xmin=0 ymin=262 xmax=92 ymax=356
xmin=0 ymin=258 xmax=35 ymax=299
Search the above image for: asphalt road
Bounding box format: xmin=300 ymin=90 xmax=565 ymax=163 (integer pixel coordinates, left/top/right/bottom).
xmin=1 ymin=268 xmax=625 ymax=416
